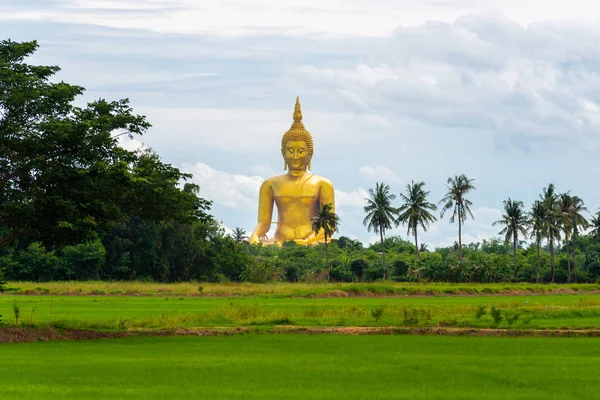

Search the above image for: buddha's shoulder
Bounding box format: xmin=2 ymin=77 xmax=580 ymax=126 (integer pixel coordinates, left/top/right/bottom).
xmin=310 ymin=174 xmax=334 ymax=187
xmin=263 ymin=174 xmax=288 ymax=184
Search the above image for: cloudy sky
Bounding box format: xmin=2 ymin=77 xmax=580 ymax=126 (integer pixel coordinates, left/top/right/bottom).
xmin=2 ymin=0 xmax=600 ymax=246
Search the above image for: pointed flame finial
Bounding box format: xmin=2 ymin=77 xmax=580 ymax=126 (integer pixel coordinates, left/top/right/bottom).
xmin=293 ymin=96 xmax=303 ymax=123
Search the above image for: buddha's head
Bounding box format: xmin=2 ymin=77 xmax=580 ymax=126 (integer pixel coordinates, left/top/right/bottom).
xmin=281 ymin=97 xmax=314 ymax=172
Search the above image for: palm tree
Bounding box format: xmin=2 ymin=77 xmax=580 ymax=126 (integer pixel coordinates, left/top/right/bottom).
xmin=311 ymin=202 xmax=340 ymax=280
xmin=540 ymin=184 xmax=561 ymax=283
xmin=396 ymin=180 xmax=437 ymax=260
xmin=558 ymin=193 xmax=588 ymax=283
xmin=438 ymin=174 xmax=476 ymax=260
xmin=363 ymin=182 xmax=398 ymax=280
xmin=529 ymin=200 xmax=546 ymax=283
xmin=590 ymin=211 xmax=600 ymax=240
xmin=493 ymin=198 xmax=528 ymax=282
xmin=232 ymin=227 xmax=248 ymax=244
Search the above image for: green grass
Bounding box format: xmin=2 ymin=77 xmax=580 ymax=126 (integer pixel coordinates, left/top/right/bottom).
xmin=1 ymin=335 xmax=599 ymax=399
xmin=7 ymin=281 xmax=600 ymax=297
xmin=3 ymin=294 xmax=600 ymax=331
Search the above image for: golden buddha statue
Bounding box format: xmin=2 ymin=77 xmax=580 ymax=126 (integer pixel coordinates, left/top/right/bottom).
xmin=249 ymin=97 xmax=335 ymax=246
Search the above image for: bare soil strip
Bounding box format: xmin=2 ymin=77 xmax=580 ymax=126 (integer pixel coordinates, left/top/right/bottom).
xmin=8 ymin=288 xmax=600 ymax=298
xmin=3 ymin=326 xmax=600 ymax=344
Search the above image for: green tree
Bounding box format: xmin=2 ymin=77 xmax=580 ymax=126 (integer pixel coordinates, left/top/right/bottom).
xmin=493 ymin=198 xmax=528 ymax=282
xmin=529 ymin=200 xmax=546 ymax=283
xmin=312 ymin=203 xmax=340 ymax=280
xmin=396 ymin=181 xmax=437 ymax=260
xmin=0 ymin=40 xmax=212 ymax=253
xmin=540 ymin=184 xmax=561 ymax=283
xmin=363 ymin=182 xmax=398 ymax=280
xmin=0 ymin=39 xmax=150 ymax=246
xmin=438 ymin=174 xmax=476 ymax=261
xmin=558 ymin=193 xmax=588 ymax=283
xmin=232 ymin=228 xmax=248 ymax=244
xmin=590 ymin=211 xmax=600 ymax=240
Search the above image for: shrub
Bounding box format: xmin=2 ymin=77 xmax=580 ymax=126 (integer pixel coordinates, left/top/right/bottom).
xmin=12 ymin=242 xmax=62 ymax=281
xmin=371 ymin=307 xmax=385 ymax=322
xmin=349 ymin=259 xmax=369 ymax=280
xmin=403 ymin=308 xmax=432 ymax=326
xmin=12 ymin=301 xmax=20 ymax=324
xmin=62 ymin=240 xmax=106 ymax=280
xmin=330 ymin=266 xmax=354 ymax=282
xmin=475 ymin=306 xmax=487 ymax=319
xmin=365 ymin=265 xmax=384 ymax=282
xmin=490 ymin=306 xmax=503 ymax=325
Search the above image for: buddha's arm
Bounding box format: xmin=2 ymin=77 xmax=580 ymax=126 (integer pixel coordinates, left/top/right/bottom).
xmin=303 ymin=180 xmax=336 ymax=244
xmin=249 ymin=180 xmax=274 ymax=243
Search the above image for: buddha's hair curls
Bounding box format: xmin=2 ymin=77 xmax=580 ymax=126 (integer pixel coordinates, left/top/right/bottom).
xmin=281 ymin=96 xmax=313 ymax=155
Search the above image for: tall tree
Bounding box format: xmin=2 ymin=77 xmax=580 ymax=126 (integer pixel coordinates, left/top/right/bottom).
xmin=540 ymin=184 xmax=561 ymax=283
xmin=558 ymin=193 xmax=588 ymax=283
xmin=493 ymin=198 xmax=528 ymax=282
xmin=311 ymin=203 xmax=340 ymax=280
xmin=232 ymin=228 xmax=248 ymax=244
xmin=0 ymin=40 xmax=148 ymax=246
xmin=363 ymin=182 xmax=398 ymax=280
xmin=0 ymin=39 xmax=210 ymax=250
xmin=438 ymin=174 xmax=476 ymax=260
xmin=529 ymin=200 xmax=546 ymax=283
xmin=396 ymin=181 xmax=437 ymax=260
xmin=590 ymin=211 xmax=600 ymax=240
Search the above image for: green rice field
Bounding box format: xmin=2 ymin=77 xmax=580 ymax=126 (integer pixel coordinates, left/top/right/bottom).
xmin=7 ymin=281 xmax=600 ymax=297
xmin=2 ymin=293 xmax=600 ymax=330
xmin=1 ymin=334 xmax=599 ymax=399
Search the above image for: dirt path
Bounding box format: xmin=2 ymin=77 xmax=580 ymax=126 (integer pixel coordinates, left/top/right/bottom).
xmin=3 ymin=326 xmax=600 ymax=344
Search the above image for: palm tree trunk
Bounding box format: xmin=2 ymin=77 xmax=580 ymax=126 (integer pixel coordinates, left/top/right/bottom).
xmin=550 ymin=237 xmax=555 ymax=283
xmin=573 ymin=247 xmax=578 ymax=283
xmin=566 ymin=238 xmax=571 ymax=283
xmin=536 ymin=239 xmax=541 ymax=284
xmin=513 ymin=235 xmax=518 ymax=282
xmin=324 ymin=233 xmax=330 ymax=281
xmin=380 ymin=228 xmax=386 ymax=280
xmin=458 ymin=214 xmax=463 ymax=261
xmin=414 ymin=228 xmax=419 ymax=261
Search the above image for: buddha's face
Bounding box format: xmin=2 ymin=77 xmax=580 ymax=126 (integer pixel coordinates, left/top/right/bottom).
xmin=284 ymin=140 xmax=311 ymax=171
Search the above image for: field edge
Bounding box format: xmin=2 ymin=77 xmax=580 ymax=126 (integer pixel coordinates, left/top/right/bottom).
xmin=4 ymin=325 xmax=600 ymax=344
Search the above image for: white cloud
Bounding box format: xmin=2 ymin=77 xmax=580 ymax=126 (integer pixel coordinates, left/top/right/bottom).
xmin=5 ymin=0 xmax=600 ymax=37
xmin=117 ymin=136 xmax=145 ymax=151
xmin=181 ymin=162 xmax=263 ymax=209
xmin=359 ymin=166 xmax=403 ymax=184
xmin=250 ymin=164 xmax=278 ymax=177
xmin=130 ymin=106 xmax=375 ymax=155
xmin=335 ymin=188 xmax=369 ymax=209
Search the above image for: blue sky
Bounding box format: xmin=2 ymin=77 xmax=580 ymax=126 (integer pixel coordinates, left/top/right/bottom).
xmin=2 ymin=0 xmax=600 ymax=246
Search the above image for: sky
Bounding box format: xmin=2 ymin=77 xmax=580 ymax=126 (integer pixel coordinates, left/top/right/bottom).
xmin=2 ymin=0 xmax=600 ymax=247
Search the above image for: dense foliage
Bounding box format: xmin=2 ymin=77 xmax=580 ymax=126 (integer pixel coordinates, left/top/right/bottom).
xmin=2 ymin=39 xmax=600 ymax=285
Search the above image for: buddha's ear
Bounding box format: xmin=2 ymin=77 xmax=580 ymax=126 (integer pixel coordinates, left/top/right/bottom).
xmin=308 ymin=157 xmax=312 ymax=171
xmin=283 ymin=160 xmax=287 ymax=170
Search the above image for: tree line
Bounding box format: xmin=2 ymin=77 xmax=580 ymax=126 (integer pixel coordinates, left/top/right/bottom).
xmin=2 ymin=39 xmax=600 ymax=285
xmin=361 ymin=176 xmax=596 ymax=284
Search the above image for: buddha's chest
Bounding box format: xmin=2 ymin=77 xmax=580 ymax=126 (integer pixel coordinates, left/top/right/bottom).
xmin=271 ymin=181 xmax=320 ymax=206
